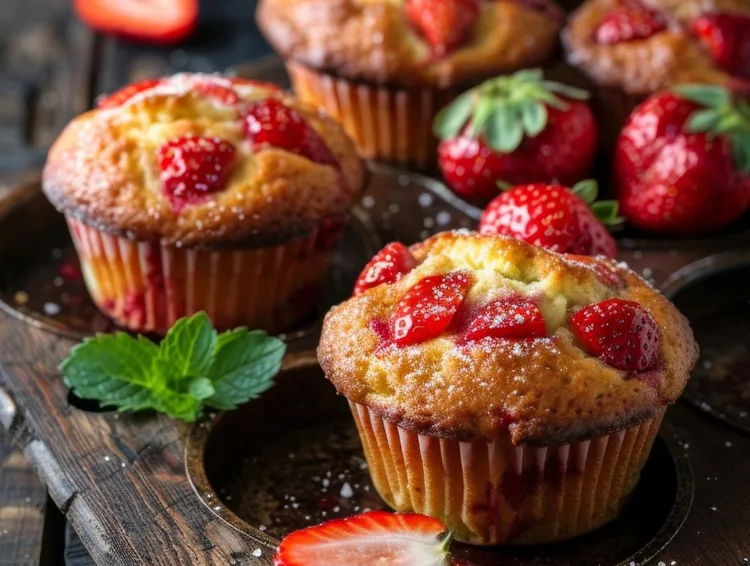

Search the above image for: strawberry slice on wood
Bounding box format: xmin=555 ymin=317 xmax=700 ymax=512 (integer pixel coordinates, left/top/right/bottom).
xmin=691 ymin=12 xmax=750 ymax=79
xmin=393 ymin=272 xmax=473 ymax=346
xmin=465 ymin=297 xmax=547 ymax=341
xmin=74 ymin=0 xmax=198 ymax=45
xmin=274 ymin=511 xmax=451 ymax=566
xmin=354 ymin=243 xmax=418 ymax=296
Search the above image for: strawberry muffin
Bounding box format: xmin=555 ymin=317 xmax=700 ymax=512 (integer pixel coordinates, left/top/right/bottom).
xmin=318 ymin=231 xmax=697 ymax=545
xmin=563 ymin=0 xmax=750 ymax=144
xmin=42 ymin=73 xmax=365 ymax=334
xmin=257 ymin=0 xmax=563 ymax=168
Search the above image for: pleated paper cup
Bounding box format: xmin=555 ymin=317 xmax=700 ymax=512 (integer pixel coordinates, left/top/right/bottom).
xmin=287 ymin=61 xmax=461 ymax=169
xmin=66 ymin=217 xmax=343 ymax=335
xmin=351 ymin=401 xmax=665 ymax=545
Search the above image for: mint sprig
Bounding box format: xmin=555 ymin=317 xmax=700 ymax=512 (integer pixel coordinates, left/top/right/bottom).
xmin=60 ymin=312 xmax=286 ymax=422
xmin=433 ymin=69 xmax=590 ymax=153
xmin=673 ymin=84 xmax=750 ymax=173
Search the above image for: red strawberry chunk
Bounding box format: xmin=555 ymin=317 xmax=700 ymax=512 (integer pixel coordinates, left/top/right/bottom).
xmin=595 ymin=2 xmax=667 ymax=45
xmin=97 ymin=78 xmax=163 ymax=109
xmin=405 ymin=0 xmax=480 ymax=55
xmin=571 ymin=298 xmax=660 ymax=371
xmin=244 ymin=98 xmax=338 ymax=166
xmin=691 ymin=12 xmax=750 ymax=79
xmin=393 ymin=271 xmax=473 ymax=346
xmin=193 ymin=80 xmax=240 ymax=105
xmin=274 ymin=511 xmax=450 ymax=566
xmin=354 ymin=242 xmax=418 ymax=296
xmin=157 ymin=135 xmax=236 ymax=212
xmin=465 ymin=297 xmax=547 ymax=341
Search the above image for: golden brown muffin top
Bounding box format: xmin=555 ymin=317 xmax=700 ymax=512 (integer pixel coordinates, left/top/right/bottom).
xmin=256 ymin=0 xmax=563 ymax=87
xmin=563 ymin=0 xmax=750 ymax=95
xmin=318 ymin=231 xmax=697 ymax=446
xmin=43 ymin=73 xmax=365 ymax=247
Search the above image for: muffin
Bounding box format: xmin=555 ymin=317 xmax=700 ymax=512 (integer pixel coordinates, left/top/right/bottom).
xmin=563 ymin=0 xmax=750 ymax=145
xmin=318 ymin=231 xmax=697 ymax=545
xmin=42 ymin=73 xmax=365 ymax=334
xmin=256 ymin=0 xmax=563 ymax=168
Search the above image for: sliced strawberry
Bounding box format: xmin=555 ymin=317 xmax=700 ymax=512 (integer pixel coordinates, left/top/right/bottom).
xmin=691 ymin=12 xmax=750 ymax=79
xmin=274 ymin=511 xmax=450 ymax=566
xmin=571 ymin=298 xmax=660 ymax=371
xmin=393 ymin=271 xmax=473 ymax=346
xmin=354 ymin=243 xmax=418 ymax=296
xmin=465 ymin=297 xmax=546 ymax=341
xmin=74 ymin=0 xmax=197 ymax=45
xmin=244 ymin=98 xmax=338 ymax=166
xmin=97 ymin=78 xmax=164 ymax=109
xmin=594 ymin=1 xmax=666 ymax=45
xmin=193 ymin=80 xmax=240 ymax=106
xmin=157 ymin=135 xmax=236 ymax=212
xmin=405 ymin=0 xmax=480 ymax=55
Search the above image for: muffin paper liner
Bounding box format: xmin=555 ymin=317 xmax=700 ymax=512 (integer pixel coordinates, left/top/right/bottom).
xmin=350 ymin=402 xmax=665 ymax=545
xmin=66 ymin=218 xmax=341 ymax=335
xmin=287 ymin=61 xmax=460 ymax=169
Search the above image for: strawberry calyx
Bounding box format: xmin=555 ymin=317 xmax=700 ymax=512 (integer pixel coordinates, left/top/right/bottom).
xmin=433 ymin=69 xmax=590 ymax=154
xmin=570 ymin=180 xmax=624 ymax=229
xmin=673 ymin=83 xmax=750 ymax=172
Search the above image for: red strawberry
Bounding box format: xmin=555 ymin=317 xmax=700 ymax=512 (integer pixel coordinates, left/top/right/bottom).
xmin=274 ymin=511 xmax=450 ymax=566
xmin=354 ymin=243 xmax=418 ymax=296
xmin=594 ymin=1 xmax=667 ymax=45
xmin=244 ymin=98 xmax=338 ymax=166
xmin=97 ymin=78 xmax=163 ymax=109
xmin=435 ymin=70 xmax=596 ymax=203
xmin=405 ymin=0 xmax=480 ymax=55
xmin=193 ymin=80 xmax=240 ymax=106
xmin=157 ymin=135 xmax=236 ymax=212
xmin=74 ymin=0 xmax=197 ymax=45
xmin=571 ymin=298 xmax=660 ymax=371
xmin=691 ymin=12 xmax=750 ymax=79
xmin=615 ymin=88 xmax=750 ymax=234
xmin=479 ymin=181 xmax=619 ymax=258
xmin=465 ymin=297 xmax=546 ymax=341
xmin=394 ymin=271 xmax=472 ymax=346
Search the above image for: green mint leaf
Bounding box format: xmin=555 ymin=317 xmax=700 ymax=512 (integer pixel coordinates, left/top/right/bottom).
xmin=159 ymin=312 xmax=217 ymax=383
xmin=540 ymin=80 xmax=590 ymax=101
xmin=153 ymin=389 xmax=204 ymax=422
xmin=484 ymin=103 xmax=523 ymax=153
xmin=187 ymin=377 xmax=215 ymax=401
xmin=433 ymin=92 xmax=475 ymax=140
xmin=572 ymin=180 xmax=598 ymax=204
xmin=685 ymin=109 xmax=721 ymax=133
xmin=673 ymin=84 xmax=729 ymax=108
xmin=521 ymin=102 xmax=548 ymax=138
xmin=60 ymin=333 xmax=159 ymax=411
xmin=207 ymin=329 xmax=286 ymax=410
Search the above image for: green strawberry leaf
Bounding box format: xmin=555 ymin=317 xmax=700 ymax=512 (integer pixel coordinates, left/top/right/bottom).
xmin=468 ymin=96 xmax=496 ymax=138
xmin=484 ymin=103 xmax=524 ymax=153
xmin=521 ymin=102 xmax=548 ymax=138
xmin=731 ymin=132 xmax=750 ymax=173
xmin=540 ymin=81 xmax=590 ymax=101
xmin=496 ymin=179 xmax=514 ymax=191
xmin=433 ymin=92 xmax=475 ymax=140
xmin=571 ymin=179 xmax=598 ymax=204
xmin=591 ymin=201 xmax=624 ymax=226
xmin=685 ymin=109 xmax=721 ymax=133
xmin=673 ymin=84 xmax=730 ymax=108
xmin=511 ymin=68 xmax=544 ymax=83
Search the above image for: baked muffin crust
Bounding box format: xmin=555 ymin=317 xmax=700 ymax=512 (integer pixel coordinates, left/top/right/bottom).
xmin=563 ymin=0 xmax=750 ymax=95
xmin=43 ymin=74 xmax=365 ymax=247
xmin=318 ymin=231 xmax=697 ymax=446
xmin=257 ymin=0 xmax=562 ymax=87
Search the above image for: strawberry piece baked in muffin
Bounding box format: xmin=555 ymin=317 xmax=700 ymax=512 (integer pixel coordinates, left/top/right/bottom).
xmin=563 ymin=0 xmax=750 ymax=145
xmin=256 ymin=0 xmax=563 ymax=168
xmin=318 ymin=231 xmax=697 ymax=545
xmin=42 ymin=73 xmax=365 ymax=334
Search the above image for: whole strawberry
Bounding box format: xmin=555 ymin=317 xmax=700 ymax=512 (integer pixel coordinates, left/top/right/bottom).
xmin=615 ymin=86 xmax=750 ymax=234
xmin=479 ymin=181 xmax=620 ymax=258
xmin=434 ymin=69 xmax=597 ymax=203
xmin=691 ymin=12 xmax=750 ymax=79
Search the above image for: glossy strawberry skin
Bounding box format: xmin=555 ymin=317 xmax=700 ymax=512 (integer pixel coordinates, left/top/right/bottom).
xmin=465 ymin=298 xmax=546 ymax=341
xmin=571 ymin=298 xmax=660 ymax=372
xmin=274 ymin=511 xmax=449 ymax=566
xmin=97 ymin=78 xmax=163 ymax=109
xmin=691 ymin=12 xmax=750 ymax=79
xmin=594 ymin=1 xmax=667 ymax=45
xmin=157 ymin=135 xmax=236 ymax=212
xmin=354 ymin=243 xmax=418 ymax=296
xmin=438 ymin=100 xmax=596 ymax=202
xmin=405 ymin=0 xmax=480 ymax=55
xmin=244 ymin=98 xmax=338 ymax=166
xmin=479 ymin=184 xmax=618 ymax=258
xmin=394 ymin=272 xmax=473 ymax=346
xmin=615 ymin=92 xmax=750 ymax=234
